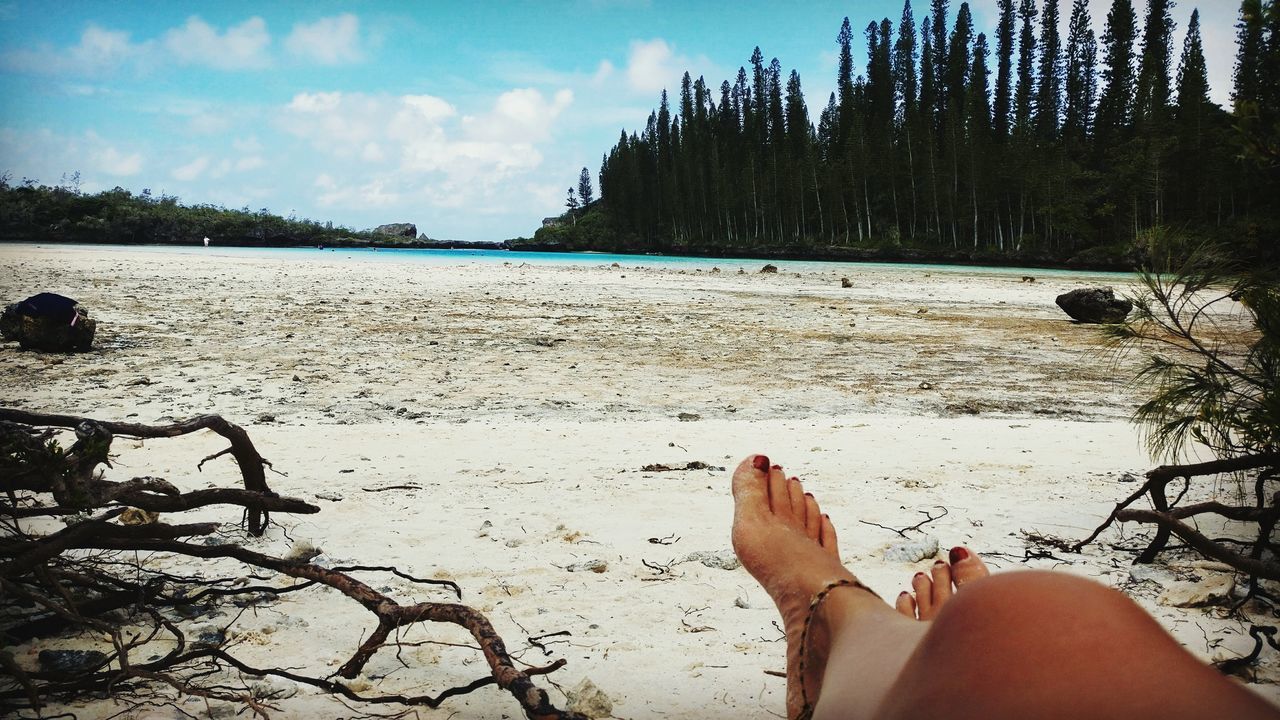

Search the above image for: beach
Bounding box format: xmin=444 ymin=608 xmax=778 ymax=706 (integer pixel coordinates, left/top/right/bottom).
xmin=3 ymin=243 xmax=1275 ymax=716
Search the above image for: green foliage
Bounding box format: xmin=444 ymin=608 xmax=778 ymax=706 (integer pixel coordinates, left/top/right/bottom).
xmin=588 ymin=0 xmax=1277 ymax=266
xmin=1109 ymin=246 xmax=1279 ymax=460
xmin=0 ymin=178 xmax=379 ymax=247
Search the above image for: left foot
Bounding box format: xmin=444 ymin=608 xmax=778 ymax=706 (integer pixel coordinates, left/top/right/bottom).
xmin=730 ymin=455 xmax=883 ymax=719
xmin=893 ymin=546 xmax=990 ymax=620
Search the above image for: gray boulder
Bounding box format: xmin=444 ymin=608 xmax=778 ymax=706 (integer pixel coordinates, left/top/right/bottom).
xmin=373 ymin=223 xmax=417 ymax=238
xmin=1055 ymin=286 xmax=1133 ymax=324
xmin=1 ymin=293 xmax=96 ymax=352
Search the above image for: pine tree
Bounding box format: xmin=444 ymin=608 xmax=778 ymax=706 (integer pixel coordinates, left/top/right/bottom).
xmin=993 ymin=0 xmax=1017 ymax=139
xmin=1234 ymin=0 xmax=1265 ymax=108
xmin=895 ymin=1 xmax=922 ymax=235
xmin=1013 ymin=0 xmax=1038 ymax=137
xmin=1095 ymin=0 xmax=1138 ymax=139
xmin=1172 ymin=9 xmax=1213 ymax=221
xmin=1063 ymin=0 xmax=1097 ymax=143
xmin=837 ymin=18 xmax=856 ymax=118
xmin=930 ymin=0 xmax=951 ymax=122
xmin=967 ymin=32 xmax=993 ymax=246
xmin=578 ymin=167 xmax=594 ymax=207
xmin=1035 ymin=0 xmax=1062 ymax=138
xmin=1134 ymin=0 xmax=1175 ymax=125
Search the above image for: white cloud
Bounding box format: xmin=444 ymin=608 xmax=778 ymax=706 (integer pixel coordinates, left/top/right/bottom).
xmin=402 ymin=94 xmax=457 ymax=123
xmin=592 ymin=59 xmax=616 ymax=85
xmin=280 ymin=87 xmax=572 ymax=213
xmin=462 ymin=88 xmax=573 ymax=143
xmin=285 ymin=14 xmax=362 ymax=65
xmin=172 ymin=156 xmax=209 ymax=181
xmin=162 ymin=16 xmax=271 ymax=70
xmin=236 ymin=155 xmax=264 ymax=172
xmin=1 ymin=24 xmax=144 ymax=76
xmin=625 ymin=39 xmax=683 ymax=94
xmin=288 ymin=91 xmax=343 ymax=113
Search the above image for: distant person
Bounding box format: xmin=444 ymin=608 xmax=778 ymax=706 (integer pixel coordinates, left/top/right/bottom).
xmin=729 ymin=454 xmax=1277 ymax=720
xmin=203 ymin=237 xmax=209 ymax=247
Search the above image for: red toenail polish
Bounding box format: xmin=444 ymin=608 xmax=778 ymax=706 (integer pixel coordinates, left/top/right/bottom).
xmin=898 ymin=591 xmax=910 ymax=597
xmin=752 ymin=455 xmax=770 ymax=472
xmin=914 ymin=572 xmax=926 ymax=579
xmin=934 ymin=559 xmax=946 ymax=565
xmin=804 ymin=492 xmax=813 ymax=498
xmin=771 ymin=464 xmax=782 ymax=470
xmin=949 ymin=547 xmax=970 ymax=563
xmin=789 ymin=476 xmax=799 ymax=482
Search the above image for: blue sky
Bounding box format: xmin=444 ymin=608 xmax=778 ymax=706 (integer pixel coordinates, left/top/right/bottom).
xmin=0 ymin=1 xmax=1241 ymax=241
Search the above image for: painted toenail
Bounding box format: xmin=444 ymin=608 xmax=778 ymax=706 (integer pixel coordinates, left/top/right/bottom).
xmin=771 ymin=464 xmax=782 ymax=470
xmin=752 ymin=455 xmax=770 ymax=472
xmin=898 ymin=591 xmax=910 ymax=597
xmin=914 ymin=572 xmax=926 ymax=579
xmin=934 ymin=559 xmax=946 ymax=565
xmin=804 ymin=492 xmax=813 ymax=497
xmin=949 ymin=546 xmax=970 ymax=563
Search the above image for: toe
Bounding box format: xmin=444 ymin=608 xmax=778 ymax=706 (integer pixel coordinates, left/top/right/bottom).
xmin=803 ymin=494 xmax=821 ymax=541
xmin=948 ymin=546 xmax=990 ymax=588
xmin=819 ymin=514 xmax=840 ymax=559
xmin=911 ymin=571 xmax=934 ymax=619
xmin=731 ymin=455 xmax=771 ymax=512
xmin=895 ymin=591 xmax=917 ymax=619
xmin=767 ymin=465 xmax=792 ymax=518
xmin=787 ymin=477 xmax=806 ymax=524
xmin=930 ymin=559 xmax=954 ymax=607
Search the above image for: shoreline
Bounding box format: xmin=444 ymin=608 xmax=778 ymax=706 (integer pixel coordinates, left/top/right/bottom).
xmin=0 ymin=237 xmax=1140 ymax=273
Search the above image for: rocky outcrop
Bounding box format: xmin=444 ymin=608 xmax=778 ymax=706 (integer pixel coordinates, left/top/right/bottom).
xmin=373 ymin=223 xmax=417 ymax=238
xmin=1055 ymin=286 xmax=1133 ymax=324
xmin=1 ymin=293 xmax=96 ymax=352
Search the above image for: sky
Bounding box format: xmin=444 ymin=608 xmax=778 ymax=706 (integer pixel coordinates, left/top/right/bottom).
xmin=0 ymin=1 xmax=1243 ymax=241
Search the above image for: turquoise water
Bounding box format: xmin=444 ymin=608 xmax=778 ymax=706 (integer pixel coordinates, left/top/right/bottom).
xmin=27 ymin=242 xmax=1135 ymax=278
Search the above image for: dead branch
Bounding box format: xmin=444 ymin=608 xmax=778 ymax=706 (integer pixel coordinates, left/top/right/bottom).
xmin=0 ymin=409 xmax=586 ymax=720
xmin=0 ymin=409 xmax=278 ymax=535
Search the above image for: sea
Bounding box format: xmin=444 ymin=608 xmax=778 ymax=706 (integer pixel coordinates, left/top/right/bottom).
xmin=36 ymin=243 xmax=1136 ymax=279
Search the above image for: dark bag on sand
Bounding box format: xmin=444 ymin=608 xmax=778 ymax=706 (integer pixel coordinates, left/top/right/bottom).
xmin=1 ymin=293 xmax=96 ymax=352
xmin=15 ymin=293 xmax=80 ymax=324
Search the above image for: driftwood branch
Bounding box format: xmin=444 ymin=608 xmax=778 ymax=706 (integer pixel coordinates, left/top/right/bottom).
xmin=0 ymin=409 xmax=277 ymax=534
xmin=1 ymin=409 xmax=585 ymax=719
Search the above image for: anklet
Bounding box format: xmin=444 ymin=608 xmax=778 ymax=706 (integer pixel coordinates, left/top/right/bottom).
xmin=796 ymin=578 xmax=881 ymax=720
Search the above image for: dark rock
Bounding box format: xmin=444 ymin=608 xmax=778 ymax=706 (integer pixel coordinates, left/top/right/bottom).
xmin=1055 ymin=287 xmax=1133 ymax=324
xmin=841 ymin=277 xmax=853 ymax=288
xmin=39 ymin=649 xmax=108 ymax=674
xmin=759 ymin=264 xmax=778 ymax=274
xmin=1 ymin=293 xmax=96 ymax=352
xmin=373 ymin=223 xmax=417 ymax=238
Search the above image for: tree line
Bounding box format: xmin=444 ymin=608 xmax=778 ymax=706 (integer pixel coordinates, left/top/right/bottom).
xmin=0 ymin=173 xmax=390 ymax=248
xmin=536 ymin=0 xmax=1280 ymax=267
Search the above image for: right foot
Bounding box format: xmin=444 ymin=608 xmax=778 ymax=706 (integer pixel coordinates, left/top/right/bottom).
xmin=893 ymin=546 xmax=990 ymax=620
xmin=731 ymin=455 xmax=885 ymax=719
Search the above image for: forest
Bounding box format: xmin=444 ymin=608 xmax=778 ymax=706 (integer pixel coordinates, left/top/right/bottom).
xmin=529 ymin=0 xmax=1280 ymax=269
xmin=0 ymin=173 xmax=388 ymax=248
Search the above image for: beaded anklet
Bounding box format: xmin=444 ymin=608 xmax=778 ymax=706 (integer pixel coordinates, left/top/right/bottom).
xmin=795 ymin=578 xmax=882 ymax=720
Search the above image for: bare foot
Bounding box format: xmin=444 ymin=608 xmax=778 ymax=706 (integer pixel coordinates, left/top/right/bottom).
xmin=893 ymin=546 xmax=990 ymax=620
xmin=731 ymin=454 xmax=881 ymax=719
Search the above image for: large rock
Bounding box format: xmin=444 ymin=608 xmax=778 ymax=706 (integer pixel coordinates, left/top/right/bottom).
xmin=1055 ymin=286 xmax=1133 ymax=324
xmin=1 ymin=293 xmax=96 ymax=352
xmin=373 ymin=222 xmax=417 ymax=238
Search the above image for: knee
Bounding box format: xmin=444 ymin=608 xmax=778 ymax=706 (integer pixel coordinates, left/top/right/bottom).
xmin=923 ymin=570 xmax=1172 ymax=669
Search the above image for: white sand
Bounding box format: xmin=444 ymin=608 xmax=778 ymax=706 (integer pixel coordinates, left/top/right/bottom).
xmin=3 ymin=243 xmax=1276 ymax=717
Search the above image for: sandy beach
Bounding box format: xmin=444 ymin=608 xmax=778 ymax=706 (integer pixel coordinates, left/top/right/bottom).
xmin=3 ymin=243 xmax=1276 ymax=717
